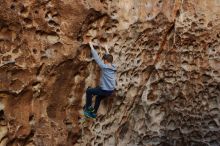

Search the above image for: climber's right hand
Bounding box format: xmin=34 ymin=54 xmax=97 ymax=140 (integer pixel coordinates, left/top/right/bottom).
xmin=104 ymin=44 xmax=109 ymax=54
xmin=89 ymin=42 xmax=95 ymax=50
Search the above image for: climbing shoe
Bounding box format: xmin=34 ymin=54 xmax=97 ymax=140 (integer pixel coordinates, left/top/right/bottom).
xmin=84 ymin=110 xmax=97 ymax=119
xmin=83 ymin=106 xmax=95 ymax=113
xmin=88 ymin=107 xmax=95 ymax=113
xmin=90 ymin=112 xmax=97 ymax=118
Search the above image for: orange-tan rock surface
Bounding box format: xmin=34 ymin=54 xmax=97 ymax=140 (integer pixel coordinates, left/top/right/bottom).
xmin=0 ymin=0 xmax=220 ymax=146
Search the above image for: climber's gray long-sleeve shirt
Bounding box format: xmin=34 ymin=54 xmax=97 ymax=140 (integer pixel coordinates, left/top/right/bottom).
xmin=90 ymin=44 xmax=116 ymax=91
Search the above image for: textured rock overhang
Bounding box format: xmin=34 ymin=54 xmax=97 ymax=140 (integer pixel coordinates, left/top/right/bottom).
xmin=0 ymin=0 xmax=220 ymax=146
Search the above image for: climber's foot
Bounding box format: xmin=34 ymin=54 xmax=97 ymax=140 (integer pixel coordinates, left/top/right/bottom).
xmin=84 ymin=110 xmax=97 ymax=119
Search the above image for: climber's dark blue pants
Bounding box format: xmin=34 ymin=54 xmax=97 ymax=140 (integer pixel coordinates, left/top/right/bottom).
xmin=85 ymin=87 xmax=113 ymax=113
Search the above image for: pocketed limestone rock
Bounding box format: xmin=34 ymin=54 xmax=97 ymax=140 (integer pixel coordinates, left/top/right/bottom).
xmin=0 ymin=0 xmax=220 ymax=146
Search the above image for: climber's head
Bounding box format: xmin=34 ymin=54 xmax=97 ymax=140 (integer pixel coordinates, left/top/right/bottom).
xmin=103 ymin=54 xmax=113 ymax=64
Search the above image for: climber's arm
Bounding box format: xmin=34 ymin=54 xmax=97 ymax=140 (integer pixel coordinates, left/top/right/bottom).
xmin=89 ymin=42 xmax=105 ymax=68
xmin=104 ymin=44 xmax=109 ymax=54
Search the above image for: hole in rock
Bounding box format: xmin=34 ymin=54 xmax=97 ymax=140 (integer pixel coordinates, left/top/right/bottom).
xmin=157 ymin=0 xmax=163 ymax=7
xmin=119 ymin=122 xmax=129 ymax=139
xmin=32 ymin=48 xmax=37 ymax=54
xmin=48 ymin=20 xmax=59 ymax=27
xmin=36 ymin=64 xmax=44 ymax=76
xmin=0 ymin=110 xmax=4 ymax=120
xmin=29 ymin=114 xmax=34 ymax=121
xmin=12 ymin=48 xmax=19 ymax=54
xmin=47 ymin=104 xmax=56 ymax=118
xmin=106 ymin=27 xmax=111 ymax=31
xmin=176 ymin=10 xmax=180 ymax=17
xmin=52 ymin=13 xmax=59 ymax=18
xmin=41 ymin=56 xmax=48 ymax=60
xmin=209 ymin=55 xmax=214 ymax=58
xmin=137 ymin=59 xmax=141 ymax=64
xmin=213 ymin=70 xmax=218 ymax=74
xmin=100 ymin=37 xmax=107 ymax=43
xmin=45 ymin=11 xmax=51 ymax=18
xmin=2 ymin=55 xmax=11 ymax=61
xmin=24 ymin=18 xmax=32 ymax=24
xmin=20 ymin=5 xmax=27 ymax=14
xmin=96 ymin=135 xmax=101 ymax=141
xmin=160 ymin=119 xmax=167 ymax=126
xmin=40 ymin=50 xmax=44 ymax=54
xmin=199 ymin=19 xmax=204 ymax=23
xmin=208 ymin=121 xmax=218 ymax=129
xmin=10 ymin=4 xmax=15 ymax=10
xmin=207 ymin=22 xmax=213 ymax=27
xmin=147 ymin=91 xmax=158 ymax=101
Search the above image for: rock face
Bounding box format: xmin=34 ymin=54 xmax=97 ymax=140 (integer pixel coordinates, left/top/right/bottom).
xmin=0 ymin=0 xmax=220 ymax=146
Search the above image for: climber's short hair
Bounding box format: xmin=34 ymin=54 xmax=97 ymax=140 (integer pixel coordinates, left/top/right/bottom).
xmin=102 ymin=54 xmax=113 ymax=63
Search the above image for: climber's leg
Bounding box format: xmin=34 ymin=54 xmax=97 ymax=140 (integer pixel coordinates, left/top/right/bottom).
xmin=85 ymin=87 xmax=94 ymax=110
xmin=85 ymin=87 xmax=104 ymax=110
xmin=85 ymin=87 xmax=113 ymax=113
xmin=94 ymin=91 xmax=113 ymax=113
xmin=94 ymin=95 xmax=106 ymax=113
